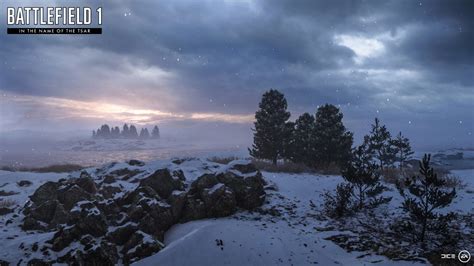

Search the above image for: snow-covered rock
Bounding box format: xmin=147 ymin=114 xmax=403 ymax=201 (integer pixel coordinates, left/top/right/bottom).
xmin=0 ymin=158 xmax=265 ymax=265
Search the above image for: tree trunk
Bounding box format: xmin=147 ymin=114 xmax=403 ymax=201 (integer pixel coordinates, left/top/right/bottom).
xmin=272 ymin=157 xmax=277 ymax=165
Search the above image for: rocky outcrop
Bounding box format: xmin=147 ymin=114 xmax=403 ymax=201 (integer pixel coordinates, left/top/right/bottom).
xmin=20 ymin=159 xmax=265 ymax=265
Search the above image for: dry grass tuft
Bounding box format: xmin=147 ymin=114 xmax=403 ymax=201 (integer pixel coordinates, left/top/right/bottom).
xmin=251 ymin=160 xmax=317 ymax=174
xmin=208 ymin=156 xmax=240 ymax=164
xmin=1 ymin=164 xmax=84 ymax=173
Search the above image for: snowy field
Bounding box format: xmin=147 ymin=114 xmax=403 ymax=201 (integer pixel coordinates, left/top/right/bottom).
xmin=0 ymin=158 xmax=472 ymax=265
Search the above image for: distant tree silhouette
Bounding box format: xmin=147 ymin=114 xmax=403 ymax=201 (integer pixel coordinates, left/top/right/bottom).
xmin=391 ymin=132 xmax=414 ymax=171
xmin=140 ymin=128 xmax=150 ymax=139
xmin=129 ymin=125 xmax=139 ymax=138
xmin=313 ymin=104 xmax=353 ymax=168
xmin=99 ymin=124 xmax=111 ymax=138
xmin=151 ymin=125 xmax=160 ymax=139
xmin=122 ymin=124 xmax=130 ymax=138
xmin=249 ymin=89 xmax=291 ymax=165
xmin=110 ymin=126 xmax=120 ymax=138
xmin=92 ymin=130 xmax=96 ymax=138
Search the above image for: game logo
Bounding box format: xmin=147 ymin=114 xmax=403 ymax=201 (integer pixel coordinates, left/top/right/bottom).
xmin=6 ymin=4 xmax=102 ymax=34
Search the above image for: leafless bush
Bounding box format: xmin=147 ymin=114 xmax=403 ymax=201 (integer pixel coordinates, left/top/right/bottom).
xmin=443 ymin=175 xmax=466 ymax=189
xmin=0 ymin=199 xmax=17 ymax=208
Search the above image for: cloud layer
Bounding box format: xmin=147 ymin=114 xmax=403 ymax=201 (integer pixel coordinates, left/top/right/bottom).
xmin=1 ymin=0 xmax=473 ymax=149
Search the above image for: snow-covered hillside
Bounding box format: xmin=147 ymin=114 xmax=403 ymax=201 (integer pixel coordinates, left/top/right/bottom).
xmin=137 ymin=170 xmax=473 ymax=266
xmin=0 ymin=159 xmax=472 ymax=265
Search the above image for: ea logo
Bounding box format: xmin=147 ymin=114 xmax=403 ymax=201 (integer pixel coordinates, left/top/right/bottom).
xmin=458 ymin=250 xmax=471 ymax=263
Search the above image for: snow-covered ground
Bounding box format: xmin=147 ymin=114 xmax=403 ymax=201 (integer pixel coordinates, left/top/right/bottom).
xmin=135 ymin=168 xmax=473 ymax=266
xmin=0 ymin=160 xmax=472 ymax=265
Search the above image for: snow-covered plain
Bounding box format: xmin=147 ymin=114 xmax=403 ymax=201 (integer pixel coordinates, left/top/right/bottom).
xmin=0 ymin=159 xmax=472 ymax=265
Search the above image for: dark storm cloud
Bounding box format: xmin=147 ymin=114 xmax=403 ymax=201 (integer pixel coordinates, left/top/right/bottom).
xmin=1 ymin=0 xmax=473 ymax=148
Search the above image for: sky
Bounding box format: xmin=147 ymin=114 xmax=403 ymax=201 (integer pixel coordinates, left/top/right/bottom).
xmin=0 ymin=0 xmax=473 ymax=150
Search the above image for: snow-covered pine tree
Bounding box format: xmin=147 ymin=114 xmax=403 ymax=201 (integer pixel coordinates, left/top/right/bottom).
xmin=129 ymin=125 xmax=139 ymax=138
xmin=342 ymin=145 xmax=391 ymax=210
xmin=391 ymin=132 xmax=414 ymax=171
xmin=366 ymin=118 xmax=395 ymax=170
xmin=397 ymin=154 xmax=456 ymax=245
xmin=313 ymin=104 xmax=353 ymax=168
xmin=122 ymin=124 xmax=130 ymax=138
xmin=249 ymin=89 xmax=291 ymax=165
xmin=151 ymin=125 xmax=160 ymax=139
xmin=291 ymin=113 xmax=316 ymax=166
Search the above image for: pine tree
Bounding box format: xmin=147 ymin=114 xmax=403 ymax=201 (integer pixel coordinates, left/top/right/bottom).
xmin=151 ymin=125 xmax=160 ymax=139
xmin=366 ymin=118 xmax=395 ymax=170
xmin=122 ymin=124 xmax=130 ymax=138
xmin=397 ymin=154 xmax=456 ymax=245
xmin=342 ymin=145 xmax=391 ymax=209
xmin=282 ymin=121 xmax=295 ymax=162
xmin=291 ymin=113 xmax=315 ymax=166
xmin=391 ymin=132 xmax=414 ymax=171
xmin=249 ymin=89 xmax=291 ymax=165
xmin=313 ymin=104 xmax=353 ymax=168
xmin=92 ymin=130 xmax=96 ymax=138
xmin=129 ymin=125 xmax=139 ymax=138
xmin=100 ymin=124 xmax=111 ymax=138
xmin=140 ymin=128 xmax=150 ymax=139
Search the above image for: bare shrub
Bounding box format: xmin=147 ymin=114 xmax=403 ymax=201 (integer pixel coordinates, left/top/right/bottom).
xmin=0 ymin=199 xmax=17 ymax=208
xmin=443 ymin=175 xmax=466 ymax=189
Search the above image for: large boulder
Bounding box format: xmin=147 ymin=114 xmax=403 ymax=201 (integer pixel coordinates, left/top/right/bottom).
xmin=23 ymin=200 xmax=68 ymax=229
xmin=168 ymin=191 xmax=187 ymax=220
xmin=30 ymin=182 xmax=58 ymax=204
xmin=139 ymin=169 xmax=184 ymax=199
xmin=216 ymin=171 xmax=265 ymax=210
xmin=57 ymin=185 xmax=94 ymax=210
xmin=201 ymin=183 xmax=237 ymax=217
xmin=20 ymin=159 xmax=265 ymax=264
xmin=190 ymin=174 xmax=219 ymax=193
xmin=181 ymin=196 xmax=207 ymax=222
xmin=107 ymin=223 xmax=138 ymax=246
xmin=122 ymin=231 xmax=164 ymax=264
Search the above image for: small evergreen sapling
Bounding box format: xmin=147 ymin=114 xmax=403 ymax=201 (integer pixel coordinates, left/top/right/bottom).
xmin=366 ymin=118 xmax=395 ymax=170
xmin=342 ymin=145 xmax=391 ymax=210
xmin=397 ymin=154 xmax=456 ymax=245
xmin=391 ymin=132 xmax=414 ymax=171
xmin=323 ymin=183 xmax=354 ymax=218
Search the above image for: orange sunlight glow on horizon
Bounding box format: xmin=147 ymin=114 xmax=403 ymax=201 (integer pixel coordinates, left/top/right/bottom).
xmin=6 ymin=93 xmax=254 ymax=125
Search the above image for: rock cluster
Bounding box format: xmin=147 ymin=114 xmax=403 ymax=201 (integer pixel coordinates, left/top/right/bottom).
xmin=21 ymin=160 xmax=265 ymax=265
